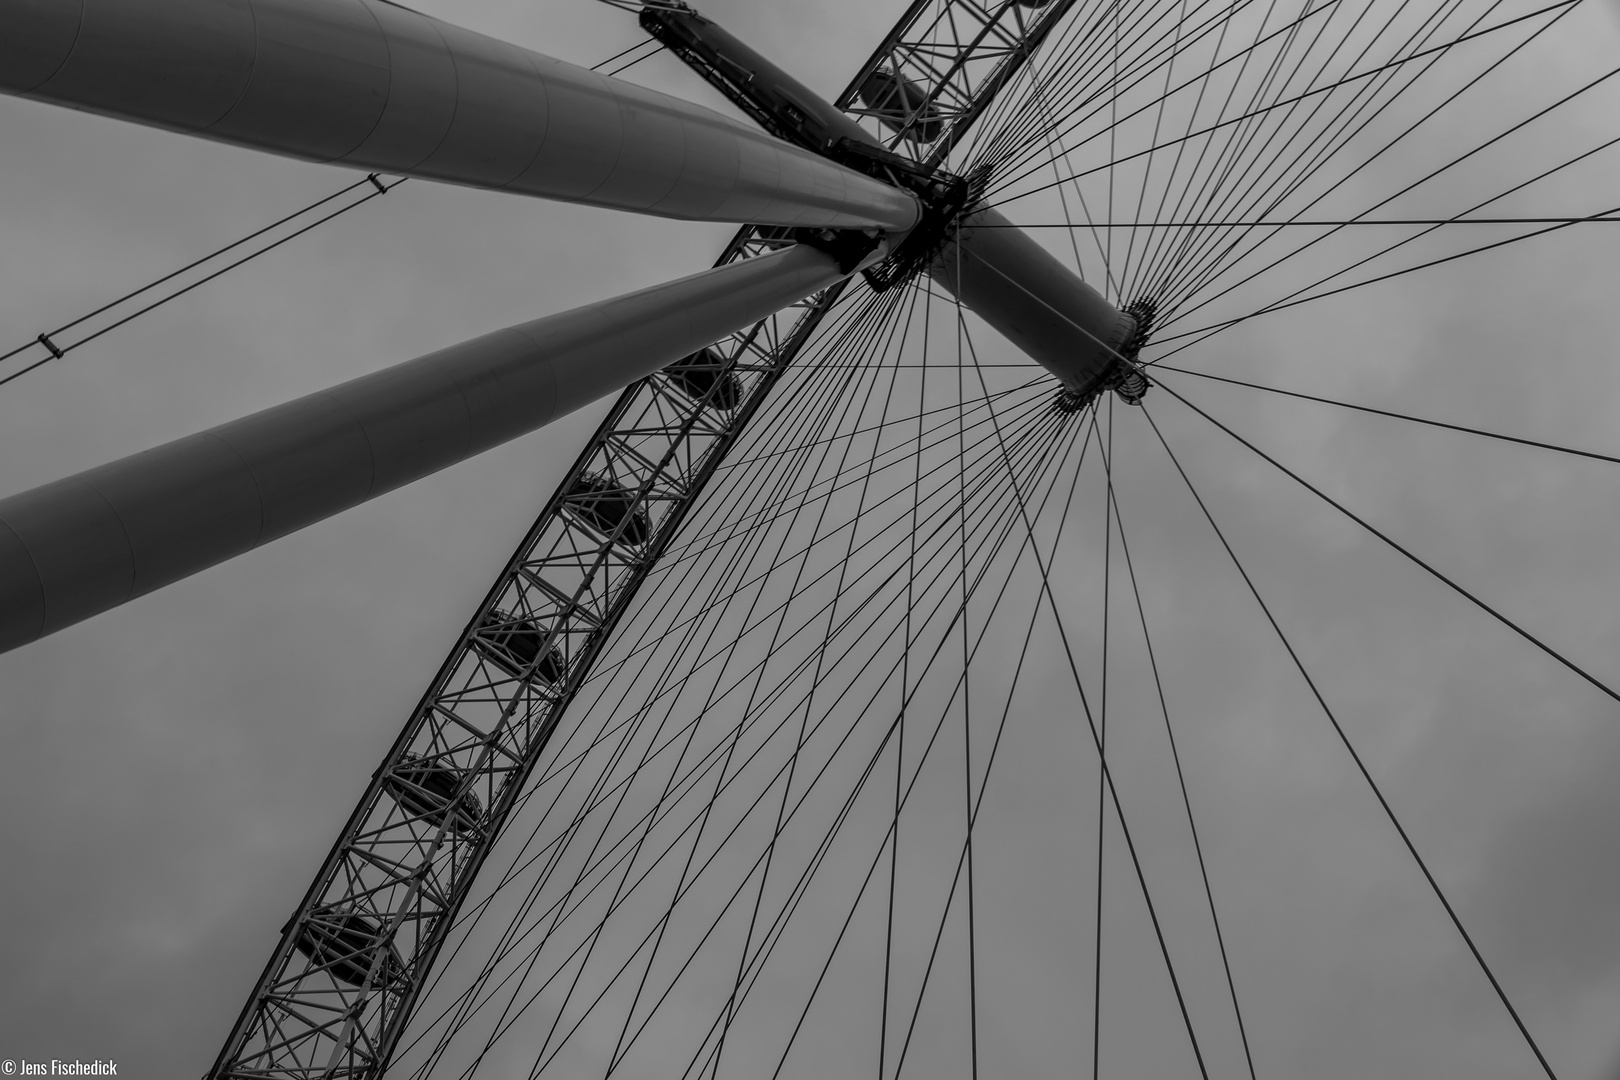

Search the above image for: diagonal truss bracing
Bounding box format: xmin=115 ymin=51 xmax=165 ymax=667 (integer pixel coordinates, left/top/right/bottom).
xmin=208 ymin=3 xmax=1078 ymax=1077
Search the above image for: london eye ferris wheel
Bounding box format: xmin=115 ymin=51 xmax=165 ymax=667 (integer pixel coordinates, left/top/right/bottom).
xmin=1 ymin=0 xmax=1618 ymax=1076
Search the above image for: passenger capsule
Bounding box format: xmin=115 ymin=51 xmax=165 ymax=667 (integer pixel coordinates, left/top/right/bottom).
xmin=385 ymin=754 xmax=483 ymax=836
xmin=857 ymin=69 xmax=946 ymax=143
xmin=294 ymin=910 xmax=406 ymax=988
xmin=665 ymin=348 xmax=743 ymax=411
xmin=474 ymin=609 xmax=564 ymax=683
xmin=567 ymin=474 xmax=652 ymax=546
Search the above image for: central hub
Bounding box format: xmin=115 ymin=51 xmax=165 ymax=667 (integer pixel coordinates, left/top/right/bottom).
xmin=643 ymin=2 xmax=1144 ymax=404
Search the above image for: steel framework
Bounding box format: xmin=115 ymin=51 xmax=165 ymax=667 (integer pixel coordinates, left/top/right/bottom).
xmin=208 ymin=2 xmax=1084 ymax=1076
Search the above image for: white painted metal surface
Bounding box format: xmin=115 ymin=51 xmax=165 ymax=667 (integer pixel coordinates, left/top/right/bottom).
xmin=0 ymin=241 xmax=858 ymax=653
xmin=0 ymin=0 xmax=920 ymax=231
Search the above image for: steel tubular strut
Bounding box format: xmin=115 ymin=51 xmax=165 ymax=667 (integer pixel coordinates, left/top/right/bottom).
xmin=208 ymin=3 xmax=1079 ymax=1077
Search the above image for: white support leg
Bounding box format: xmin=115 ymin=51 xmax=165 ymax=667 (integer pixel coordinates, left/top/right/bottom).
xmin=0 ymin=0 xmax=920 ymax=231
xmin=0 ymin=241 xmax=865 ymax=652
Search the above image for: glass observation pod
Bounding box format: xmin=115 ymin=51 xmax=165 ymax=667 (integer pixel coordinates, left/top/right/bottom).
xmin=292 ymin=910 xmax=407 ymax=989
xmin=566 ymin=473 xmax=653 ymax=547
xmin=664 ymin=347 xmax=743 ymax=411
xmin=473 ymin=610 xmax=565 ymax=684
xmin=383 ymin=754 xmax=484 ymax=836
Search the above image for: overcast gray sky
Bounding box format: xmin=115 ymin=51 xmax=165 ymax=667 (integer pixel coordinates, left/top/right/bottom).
xmin=2 ymin=0 xmax=1620 ymax=1077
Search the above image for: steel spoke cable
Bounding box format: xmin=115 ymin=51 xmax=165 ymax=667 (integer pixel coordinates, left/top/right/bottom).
xmin=1095 ymin=419 xmax=1260 ymax=1080
xmin=1150 ymin=10 xmax=1606 ymax=329
xmin=1144 ymin=0 xmax=1452 ymax=290
xmin=1090 ymin=398 xmax=1112 ymax=1080
xmin=468 ymin=391 xmax=1083 ymax=1076
xmin=987 ymin=0 xmax=1252 ymax=194
xmin=462 ymin=592 xmax=709 ymax=1080
xmin=886 ymin=517 xmax=1062 ymax=1080
xmin=1106 ymin=1 xmax=1122 ymax=298
xmin=557 ymin=286 xmax=926 ymax=711
xmin=484 ymin=341 xmax=908 ymax=1080
xmin=971 ymin=0 xmax=1279 ymax=184
xmin=993 ymin=214 xmax=1620 ymax=227
xmin=954 ymin=0 xmax=1111 ymax=171
xmin=424 ymin=340 xmax=1075 ymax=1075
xmin=1135 ymin=0 xmax=1345 ymax=296
xmin=585 ymin=32 xmax=662 ymax=70
xmin=706 ymin=376 xmax=1044 ymax=473
xmin=1154 ymin=363 xmax=1620 ymax=465
xmin=958 ymin=222 xmax=982 ymax=1077
xmin=700 ymin=279 xmax=924 ymax=1080
xmin=1149 ymin=199 xmax=1620 ymax=351
xmin=1142 ymin=0 xmax=1472 ymax=306
xmin=999 ymin=0 xmax=1559 ymax=235
xmin=979 ymin=0 xmax=1581 ymax=212
xmin=548 ymin=396 xmax=1070 ymax=810
xmin=433 ymin=678 xmax=680 ymax=1078
xmin=451 ymin=288 xmax=921 ymax=1074
xmin=1120 ymin=0 xmax=1277 ymax=304
xmin=450 ymin=531 xmax=933 ymax=1075
xmin=1142 ymin=0 xmax=1423 ymax=295
xmin=582 ymin=390 xmax=1065 ymax=693
xmin=796 ymin=443 xmax=1071 ymax=1080
xmin=1148 ymin=0 xmax=1518 ymax=317
xmin=678 ymin=402 xmax=1100 ymax=1080
xmin=883 ymin=277 xmax=933 ymax=1080
xmin=571 ymin=400 xmax=1070 ymax=748
xmin=1119 ymin=0 xmax=1293 ymax=274
xmin=643 ymin=291 xmax=925 ymax=563
xmin=957 ymin=320 xmax=1213 ymax=1080
xmin=661 ymin=376 xmax=1052 ymax=585
xmin=495 ymin=362 xmax=1088 ymax=1062
xmin=404 ymin=286 xmax=918 ymax=1069
xmin=1117 ymin=0 xmax=1194 ymax=299
xmin=628 ymin=284 xmax=930 ymax=577
xmin=1135 ymin=0 xmax=1348 ymax=297
xmin=1158 ymin=0 xmax=1480 ymax=285
xmin=495 ymin=403 xmax=887 ymax=1029
xmin=584 ymin=402 xmax=1074 ymax=804
xmin=1008 ymin=35 xmax=1126 ymax=297
xmin=424 ymin=403 xmax=1069 ymax=1080
xmin=714 ymin=285 xmax=932 ymax=1068
xmin=694 ymin=295 xmax=941 ymax=1073
xmin=523 ymin=641 xmax=925 ymax=1080
xmin=1138 ymin=133 xmax=1620 ymax=363
xmin=969 ymin=0 xmax=1198 ymax=172
xmin=1138 ymin=400 xmax=1560 ymax=1080
xmin=437 ymin=289 xmax=907 ymax=919
xmin=1150 ymin=372 xmax=1620 ymax=705
xmin=980 ymin=0 xmax=1350 ymax=201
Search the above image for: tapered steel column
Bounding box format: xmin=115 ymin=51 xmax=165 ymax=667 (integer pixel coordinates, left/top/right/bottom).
xmin=931 ymin=205 xmax=1137 ymax=393
xmin=0 ymin=0 xmax=919 ymax=231
xmin=0 ymin=242 xmax=862 ymax=653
